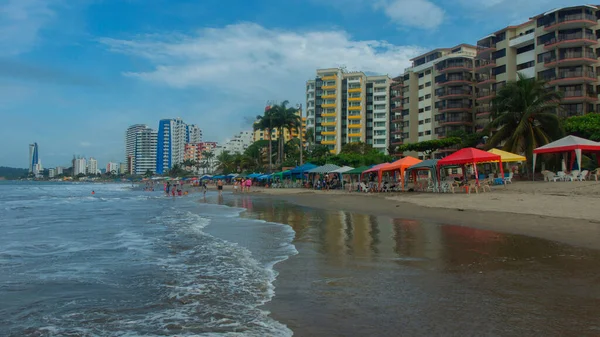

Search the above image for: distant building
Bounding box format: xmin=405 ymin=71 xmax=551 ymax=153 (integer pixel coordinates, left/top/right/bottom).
xmin=156 ymin=118 xmax=187 ymax=174
xmin=186 ymin=124 xmax=202 ymax=144
xmin=118 ymin=163 xmax=127 ymax=175
xmin=28 ymin=142 xmax=39 ymax=174
xmin=48 ymin=168 xmax=56 ymax=178
xmin=106 ymin=162 xmax=119 ymax=174
xmin=135 ymin=128 xmax=157 ymax=175
xmin=184 ymin=142 xmax=218 ymax=163
xmin=56 ymin=166 xmax=63 ymax=175
xmin=87 ymin=158 xmax=98 ymax=175
xmin=216 ymin=131 xmax=253 ymax=155
xmin=126 ymin=124 xmax=149 ymax=174
xmin=33 ymin=163 xmax=43 ymax=178
xmin=73 ymin=157 xmax=87 ymax=176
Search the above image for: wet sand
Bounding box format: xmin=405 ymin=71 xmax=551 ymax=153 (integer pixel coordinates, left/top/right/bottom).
xmin=215 ymin=192 xmax=600 ymax=337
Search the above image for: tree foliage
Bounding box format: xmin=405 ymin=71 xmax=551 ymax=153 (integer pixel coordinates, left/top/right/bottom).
xmin=484 ymin=72 xmax=563 ymax=162
xmin=396 ymin=137 xmax=462 ymax=156
xmin=563 ymin=113 xmax=600 ymax=141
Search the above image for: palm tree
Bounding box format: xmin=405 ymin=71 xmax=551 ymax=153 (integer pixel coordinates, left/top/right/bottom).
xmin=202 ymin=151 xmax=215 ymax=174
xmin=484 ymin=72 xmax=563 ymax=168
xmin=254 ymin=108 xmax=277 ymax=172
xmin=269 ymin=101 xmax=301 ymax=165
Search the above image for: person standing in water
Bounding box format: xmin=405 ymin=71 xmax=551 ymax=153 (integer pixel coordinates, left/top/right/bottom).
xmin=201 ymin=181 xmax=207 ymax=196
xmin=217 ymin=179 xmax=224 ymax=196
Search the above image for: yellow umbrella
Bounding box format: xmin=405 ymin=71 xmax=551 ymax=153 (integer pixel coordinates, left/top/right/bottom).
xmin=487 ymin=148 xmax=526 ymax=162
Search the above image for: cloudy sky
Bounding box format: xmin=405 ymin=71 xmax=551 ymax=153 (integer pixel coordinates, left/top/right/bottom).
xmin=0 ymin=0 xmax=577 ymax=167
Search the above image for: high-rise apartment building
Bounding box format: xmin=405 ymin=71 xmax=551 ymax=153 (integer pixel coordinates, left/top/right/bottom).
xmin=390 ymin=44 xmax=477 ymax=158
xmin=87 ymin=158 xmax=98 ymax=175
xmin=48 ymin=168 xmax=56 ymax=178
xmin=306 ymin=68 xmax=392 ymax=154
xmin=106 ymin=162 xmax=119 ymax=174
xmin=73 ymin=157 xmax=87 ymax=176
xmin=28 ymin=142 xmax=39 ymax=174
xmin=126 ymin=124 xmax=149 ymax=173
xmin=186 ymin=124 xmax=202 ymax=143
xmin=56 ymin=166 xmax=63 ymax=176
xmin=135 ymin=128 xmax=157 ymax=175
xmin=156 ymin=118 xmax=187 ymax=174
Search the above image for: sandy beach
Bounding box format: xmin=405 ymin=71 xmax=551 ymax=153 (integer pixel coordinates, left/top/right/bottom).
xmin=214 ymin=180 xmax=600 ymax=249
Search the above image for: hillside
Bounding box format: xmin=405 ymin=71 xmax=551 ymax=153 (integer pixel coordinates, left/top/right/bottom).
xmin=0 ymin=167 xmax=28 ymax=180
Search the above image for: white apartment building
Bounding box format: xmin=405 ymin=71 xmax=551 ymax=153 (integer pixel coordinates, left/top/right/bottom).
xmin=73 ymin=158 xmax=87 ymax=176
xmin=48 ymin=168 xmax=56 ymax=178
xmin=125 ymin=124 xmax=148 ymax=173
xmin=87 ymin=158 xmax=98 ymax=175
xmin=56 ymin=166 xmax=63 ymax=175
xmin=186 ymin=124 xmax=202 ymax=143
xmin=135 ymin=128 xmax=158 ymax=175
xmin=106 ymin=162 xmax=119 ymax=174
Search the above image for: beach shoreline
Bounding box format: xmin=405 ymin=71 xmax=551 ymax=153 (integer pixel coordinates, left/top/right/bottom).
xmin=213 ymin=181 xmax=600 ymax=250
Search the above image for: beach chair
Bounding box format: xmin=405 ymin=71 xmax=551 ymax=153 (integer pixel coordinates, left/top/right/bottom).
xmin=554 ymin=171 xmax=566 ymax=182
xmin=577 ymin=170 xmax=589 ymax=181
xmin=564 ymin=171 xmax=577 ymax=182
xmin=463 ymin=180 xmax=478 ymax=194
xmin=503 ymin=172 xmax=513 ymax=184
xmin=359 ymin=182 xmax=369 ymax=193
xmin=479 ymin=178 xmax=492 ymax=192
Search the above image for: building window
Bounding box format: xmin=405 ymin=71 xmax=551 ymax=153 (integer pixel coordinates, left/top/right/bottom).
xmin=517 ymin=44 xmax=534 ymax=54
xmin=425 ymin=118 xmax=431 ymax=123
xmin=492 ymin=48 xmax=506 ymax=59
xmin=517 ymin=61 xmax=535 ymax=70
xmin=425 ymin=69 xmax=432 ymax=75
xmin=451 ymin=47 xmax=461 ymax=53
xmin=425 ymin=106 xmax=431 ymax=111
xmin=537 ymin=32 xmax=555 ymax=45
xmin=496 ymin=31 xmax=506 ymax=42
xmin=492 ymin=65 xmax=506 ymax=75
xmin=425 ymin=82 xmax=431 ymax=87
xmin=418 ymin=132 xmax=424 ymax=137
xmin=419 ymin=84 xmax=424 ymax=89
xmin=418 ymin=120 xmax=424 ymax=125
xmin=419 ymin=73 xmax=424 ymax=78
xmin=425 ymin=94 xmax=431 ymax=99
xmin=419 ymin=108 xmax=424 ymax=113
xmin=425 ymin=130 xmax=431 ymax=135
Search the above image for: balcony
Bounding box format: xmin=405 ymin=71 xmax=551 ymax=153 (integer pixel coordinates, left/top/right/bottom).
xmin=391 ymin=105 xmax=403 ymax=113
xmin=348 ymin=87 xmax=362 ymax=93
xmin=437 ymin=88 xmax=472 ymax=100
xmin=391 ymin=128 xmax=403 ymax=135
xmin=476 ymin=43 xmax=496 ymax=57
xmin=321 ymin=94 xmax=336 ymax=99
xmin=391 ymin=115 xmax=403 ymax=123
xmin=475 ymin=59 xmax=496 ymax=72
xmin=321 ymin=121 xmax=336 ymax=127
xmin=321 ymin=75 xmax=337 ymax=81
xmin=348 ymin=106 xmax=362 ymax=111
xmin=476 ymin=89 xmax=496 ymax=101
xmin=391 ymin=82 xmax=403 ymax=90
xmin=475 ymin=105 xmax=492 ymax=118
xmin=321 ymin=131 xmax=336 ymax=136
xmin=348 ymin=124 xmax=362 ymax=129
xmin=476 ymin=74 xmax=496 ymax=87
xmin=545 ymin=51 xmax=597 ymax=67
xmin=475 ymin=123 xmax=486 ymax=132
xmin=348 ymin=114 xmax=362 ymax=120
xmin=548 ymin=70 xmax=597 ymax=84
xmin=544 ymin=32 xmax=597 ymax=49
xmin=560 ymin=90 xmax=599 ymax=102
xmin=348 ymin=132 xmax=362 ymax=137
xmin=438 ymin=103 xmax=472 ymax=113
xmin=322 ymin=84 xmax=337 ymax=90
xmin=322 ymin=140 xmax=336 ymax=145
xmin=545 ymin=13 xmax=597 ymax=31
xmin=438 ymin=76 xmax=473 ymax=86
xmin=348 ymin=97 xmax=362 ymax=102
xmin=509 ymin=32 xmax=535 ymax=48
xmin=322 ymin=112 xmax=336 ymax=117
xmin=321 ymin=103 xmax=336 ymax=108
xmin=437 ymin=61 xmax=473 ymax=73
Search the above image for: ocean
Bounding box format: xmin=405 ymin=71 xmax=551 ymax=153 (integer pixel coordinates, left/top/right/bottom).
xmin=0 ymin=182 xmax=297 ymax=337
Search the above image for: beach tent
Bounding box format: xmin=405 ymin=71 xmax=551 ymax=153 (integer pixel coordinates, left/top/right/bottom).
xmin=272 ymin=170 xmax=292 ymax=179
xmin=360 ymin=163 xmax=392 ymax=184
xmin=406 ymin=159 xmax=439 ymax=188
xmin=330 ymin=166 xmax=354 ymax=188
xmin=247 ymin=173 xmax=263 ymax=179
xmin=307 ymin=164 xmax=341 ymax=174
xmin=344 ymin=165 xmax=372 ymax=175
xmin=381 ymin=156 xmax=422 ymax=190
xmin=437 ymin=147 xmax=503 ymax=185
xmin=487 ymin=149 xmax=526 ymax=162
xmin=532 ymin=135 xmax=600 ymax=178
xmin=212 ymin=175 xmax=226 ymax=180
xmin=257 ymin=174 xmax=272 ymax=181
xmin=200 ymin=174 xmax=212 ymax=180
xmin=226 ymin=173 xmax=239 ymax=179
xmin=291 ymin=163 xmax=317 ymax=177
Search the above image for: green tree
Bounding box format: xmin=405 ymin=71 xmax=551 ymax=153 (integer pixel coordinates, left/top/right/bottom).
xmin=563 ymin=113 xmax=600 ymax=141
xmin=340 ymin=141 xmax=373 ymax=155
xmin=201 ymin=151 xmax=215 ymax=174
xmin=254 ymin=108 xmax=277 ymax=172
xmin=144 ymin=169 xmax=153 ymax=178
xmin=396 ymin=137 xmax=462 ymax=158
xmin=484 ymin=72 xmax=563 ymax=165
xmin=269 ymin=101 xmax=301 ymax=166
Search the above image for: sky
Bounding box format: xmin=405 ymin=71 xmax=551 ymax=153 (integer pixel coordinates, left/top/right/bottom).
xmin=0 ymin=0 xmax=580 ymax=168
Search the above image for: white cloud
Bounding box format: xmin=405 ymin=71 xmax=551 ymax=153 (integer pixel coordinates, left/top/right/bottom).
xmin=100 ymin=23 xmax=425 ymax=101
xmin=374 ymin=0 xmax=445 ymax=30
xmin=0 ymin=0 xmax=57 ymax=55
xmin=79 ymin=141 xmax=91 ymax=147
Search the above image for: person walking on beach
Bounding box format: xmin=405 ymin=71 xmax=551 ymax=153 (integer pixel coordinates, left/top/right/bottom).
xmin=217 ymin=179 xmax=224 ymax=196
xmin=245 ymin=178 xmax=252 ymax=192
xmin=233 ymin=180 xmax=239 ymax=193
xmin=201 ymin=181 xmax=207 ymax=196
xmin=241 ymin=178 xmax=246 ymax=193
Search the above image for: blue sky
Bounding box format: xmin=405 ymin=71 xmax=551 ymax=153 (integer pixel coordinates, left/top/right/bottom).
xmin=0 ymin=0 xmax=578 ymax=168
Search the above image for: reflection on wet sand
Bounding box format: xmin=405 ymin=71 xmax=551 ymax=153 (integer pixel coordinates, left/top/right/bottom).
xmin=222 ymin=194 xmax=600 ymax=337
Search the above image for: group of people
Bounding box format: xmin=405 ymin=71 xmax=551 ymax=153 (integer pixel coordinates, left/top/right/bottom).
xmin=232 ymin=178 xmax=252 ymax=194
xmin=164 ymin=182 xmax=187 ymax=197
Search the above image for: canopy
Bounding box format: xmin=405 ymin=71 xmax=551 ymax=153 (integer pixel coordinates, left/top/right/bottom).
xmin=532 ymin=135 xmax=600 ymax=177
xmin=200 ymin=174 xmax=212 ymax=180
xmin=212 ymin=175 xmax=226 ymax=180
xmin=226 ymin=173 xmax=239 ymax=178
xmin=247 ymin=173 xmax=263 ymax=178
xmin=331 ymin=166 xmax=354 ymax=174
xmin=487 ymin=149 xmax=526 ymax=162
xmin=345 ymin=165 xmax=372 ymax=174
xmin=257 ymin=174 xmax=272 ymax=180
xmin=406 ymin=159 xmax=440 ymax=189
xmin=381 ymin=156 xmax=422 ymax=190
xmin=272 ymin=170 xmax=292 ymax=179
xmin=307 ymin=164 xmax=341 ymax=174
xmin=438 ymin=147 xmax=503 ymax=184
xmin=291 ymin=163 xmax=317 ymax=174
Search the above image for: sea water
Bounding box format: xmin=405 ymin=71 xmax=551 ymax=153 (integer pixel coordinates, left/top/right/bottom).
xmin=0 ymin=182 xmax=296 ymax=336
